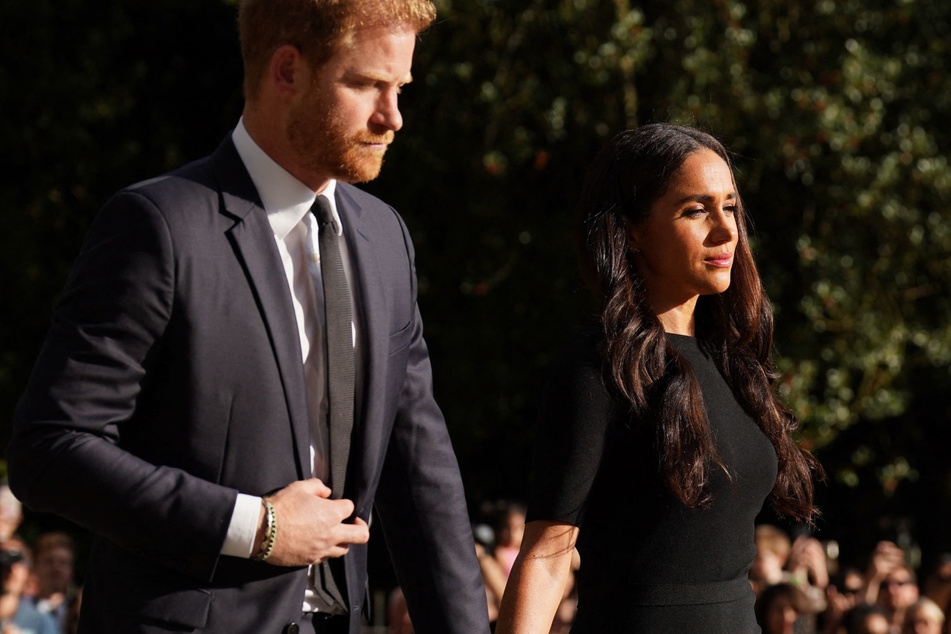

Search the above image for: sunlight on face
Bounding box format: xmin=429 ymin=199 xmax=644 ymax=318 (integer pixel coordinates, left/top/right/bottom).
xmin=628 ymin=148 xmax=740 ymax=320
xmin=287 ymin=25 xmax=416 ymax=185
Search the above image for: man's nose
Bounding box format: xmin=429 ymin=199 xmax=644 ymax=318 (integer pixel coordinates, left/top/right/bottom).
xmin=373 ymin=90 xmax=402 ymax=132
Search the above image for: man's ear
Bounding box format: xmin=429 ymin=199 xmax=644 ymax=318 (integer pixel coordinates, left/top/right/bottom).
xmin=269 ymin=44 xmax=305 ymax=97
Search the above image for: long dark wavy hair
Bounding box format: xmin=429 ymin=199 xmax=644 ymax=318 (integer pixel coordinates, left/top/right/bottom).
xmin=578 ymin=124 xmax=822 ymax=521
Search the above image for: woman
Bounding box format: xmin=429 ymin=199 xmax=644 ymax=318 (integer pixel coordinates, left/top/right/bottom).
xmin=496 ymin=124 xmax=822 ymax=633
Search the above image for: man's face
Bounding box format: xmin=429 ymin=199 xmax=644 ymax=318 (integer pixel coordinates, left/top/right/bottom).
xmin=35 ymin=545 xmax=73 ymax=594
xmin=287 ymin=24 xmax=417 ymax=186
xmin=880 ymin=568 xmax=919 ymax=611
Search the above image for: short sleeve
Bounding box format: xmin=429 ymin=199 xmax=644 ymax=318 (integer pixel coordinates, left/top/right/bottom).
xmin=526 ymin=328 xmax=619 ymax=527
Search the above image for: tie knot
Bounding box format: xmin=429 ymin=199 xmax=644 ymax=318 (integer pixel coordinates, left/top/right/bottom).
xmin=312 ymin=196 xmax=337 ymax=233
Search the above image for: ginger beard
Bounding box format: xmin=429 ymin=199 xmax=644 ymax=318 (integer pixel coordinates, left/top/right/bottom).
xmin=287 ymin=81 xmax=395 ymax=184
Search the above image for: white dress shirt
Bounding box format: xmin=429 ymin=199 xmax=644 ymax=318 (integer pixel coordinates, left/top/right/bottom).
xmin=221 ymin=119 xmax=364 ymax=611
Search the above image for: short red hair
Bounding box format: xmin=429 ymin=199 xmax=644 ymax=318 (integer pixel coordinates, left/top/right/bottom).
xmin=238 ymin=0 xmax=437 ymax=102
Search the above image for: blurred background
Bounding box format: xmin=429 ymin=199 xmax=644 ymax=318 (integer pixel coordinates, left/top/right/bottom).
xmin=2 ymin=0 xmax=951 ymax=627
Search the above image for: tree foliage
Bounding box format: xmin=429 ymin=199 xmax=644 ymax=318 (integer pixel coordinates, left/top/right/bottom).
xmin=3 ymin=0 xmax=951 ymax=560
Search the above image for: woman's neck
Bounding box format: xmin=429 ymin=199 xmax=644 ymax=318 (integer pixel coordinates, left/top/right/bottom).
xmin=653 ymin=299 xmax=697 ymax=336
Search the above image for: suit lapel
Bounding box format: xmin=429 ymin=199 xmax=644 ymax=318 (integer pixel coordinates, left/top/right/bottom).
xmin=210 ymin=138 xmax=311 ymax=481
xmin=335 ymin=186 xmax=386 ymax=496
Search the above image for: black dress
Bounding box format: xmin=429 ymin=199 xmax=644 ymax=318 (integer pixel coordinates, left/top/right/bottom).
xmin=527 ymin=328 xmax=777 ymax=633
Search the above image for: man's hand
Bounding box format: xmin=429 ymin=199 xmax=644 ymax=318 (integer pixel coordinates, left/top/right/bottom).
xmin=255 ymin=479 xmax=369 ymax=567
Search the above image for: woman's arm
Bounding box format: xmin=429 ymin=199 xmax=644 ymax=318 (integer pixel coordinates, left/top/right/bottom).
xmin=496 ymin=520 xmax=579 ymax=634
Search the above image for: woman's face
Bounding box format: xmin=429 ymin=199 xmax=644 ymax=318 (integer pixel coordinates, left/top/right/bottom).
xmin=628 ymin=148 xmax=739 ymax=312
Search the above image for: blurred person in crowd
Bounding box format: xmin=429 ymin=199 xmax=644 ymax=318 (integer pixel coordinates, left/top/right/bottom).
xmin=788 ymin=534 xmax=830 ymax=592
xmin=549 ymin=565 xmax=578 ymax=634
xmin=0 ymin=539 xmax=59 ymax=634
xmin=878 ymin=566 xmax=921 ymax=634
xmin=901 ymin=598 xmax=944 ymax=634
xmin=0 ymin=487 xmax=22 ymax=543
xmin=786 ymin=533 xmax=831 ymax=630
xmin=846 ymin=604 xmax=891 ymax=634
xmin=751 ymin=524 xmax=829 ymax=627
xmin=822 ymin=567 xmax=866 ymax=634
xmin=751 ymin=525 xmax=793 ymax=594
xmin=472 ymin=519 xmax=506 ymax=624
xmin=6 ymin=0 xmax=491 ymax=632
xmin=756 ymin=582 xmax=799 ymax=634
xmin=922 ymin=554 xmax=951 ymax=624
xmin=865 ymin=542 xmax=909 ymax=605
xmin=475 ymin=502 xmax=527 ymax=626
xmin=387 ymin=587 xmax=412 ymax=634
xmin=29 ymin=533 xmax=76 ymax=632
xmin=496 ymin=124 xmax=822 ymax=633
xmin=491 ymin=503 xmax=526 ymax=579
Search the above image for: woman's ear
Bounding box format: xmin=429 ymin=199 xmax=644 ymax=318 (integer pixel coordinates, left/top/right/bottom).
xmin=626 ymin=218 xmax=643 ymax=254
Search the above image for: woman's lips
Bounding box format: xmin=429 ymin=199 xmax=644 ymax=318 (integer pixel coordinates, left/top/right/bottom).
xmin=705 ymin=252 xmax=733 ymax=268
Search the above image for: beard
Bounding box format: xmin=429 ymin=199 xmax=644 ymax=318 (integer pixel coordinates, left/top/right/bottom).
xmin=286 ymin=87 xmax=395 ymax=184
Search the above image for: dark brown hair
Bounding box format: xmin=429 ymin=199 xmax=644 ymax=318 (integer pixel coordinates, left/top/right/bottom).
xmin=578 ymin=123 xmax=822 ymax=521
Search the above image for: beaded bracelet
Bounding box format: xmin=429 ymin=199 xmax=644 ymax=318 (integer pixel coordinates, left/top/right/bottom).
xmin=252 ymin=499 xmax=277 ymax=562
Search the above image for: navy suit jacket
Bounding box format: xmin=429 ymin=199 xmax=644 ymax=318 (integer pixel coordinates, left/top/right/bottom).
xmin=8 ymin=138 xmax=489 ymax=634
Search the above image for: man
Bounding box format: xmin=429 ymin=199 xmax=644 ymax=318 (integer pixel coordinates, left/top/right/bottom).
xmin=7 ymin=1 xmax=489 ymax=633
xmin=29 ymin=533 xmax=76 ymax=633
xmin=879 ymin=566 xmax=921 ymax=634
xmin=865 ymin=542 xmax=921 ymax=634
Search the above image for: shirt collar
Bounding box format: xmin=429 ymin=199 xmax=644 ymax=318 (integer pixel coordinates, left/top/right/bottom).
xmin=231 ymin=117 xmax=342 ymax=240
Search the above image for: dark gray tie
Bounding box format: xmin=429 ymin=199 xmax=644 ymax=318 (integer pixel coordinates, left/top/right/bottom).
xmin=313 ymin=195 xmax=354 ymax=499
xmin=312 ymin=195 xmax=353 ymax=611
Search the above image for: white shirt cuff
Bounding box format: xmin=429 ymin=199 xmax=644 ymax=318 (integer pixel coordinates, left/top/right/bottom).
xmin=221 ymin=493 xmax=262 ymax=558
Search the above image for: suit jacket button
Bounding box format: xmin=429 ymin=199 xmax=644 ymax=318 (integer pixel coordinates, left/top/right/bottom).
xmin=284 ymin=623 xmax=299 ymax=634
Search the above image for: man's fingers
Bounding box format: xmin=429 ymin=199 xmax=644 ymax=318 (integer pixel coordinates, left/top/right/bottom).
xmin=334 ymin=520 xmax=370 ymax=545
xmin=313 ymin=522 xmax=370 ymax=563
xmin=325 ymin=545 xmax=351 ymax=560
xmin=299 ymin=478 xmax=332 ymax=498
xmin=334 ymin=497 xmax=355 ymax=518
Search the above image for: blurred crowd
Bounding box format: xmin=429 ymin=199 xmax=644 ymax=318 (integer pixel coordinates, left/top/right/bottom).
xmin=750 ymin=524 xmax=950 ymax=634
xmin=1 ymin=486 xmax=79 ymax=634
xmin=390 ymin=504 xmax=950 ymax=634
xmin=386 ymin=501 xmax=577 ymax=634
xmin=5 ymin=483 xmax=949 ymax=634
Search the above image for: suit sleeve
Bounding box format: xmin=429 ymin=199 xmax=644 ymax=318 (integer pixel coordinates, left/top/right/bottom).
xmin=371 ymin=217 xmax=491 ymax=634
xmin=7 ymin=190 xmax=238 ymax=581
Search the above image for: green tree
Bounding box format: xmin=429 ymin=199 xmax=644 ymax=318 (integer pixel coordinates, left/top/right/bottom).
xmin=3 ymin=0 xmax=951 ymax=565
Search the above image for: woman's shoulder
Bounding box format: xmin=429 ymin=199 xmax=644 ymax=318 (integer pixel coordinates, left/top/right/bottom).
xmin=540 ymin=325 xmax=615 ymax=405
xmin=547 ymin=325 xmax=606 ymax=378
